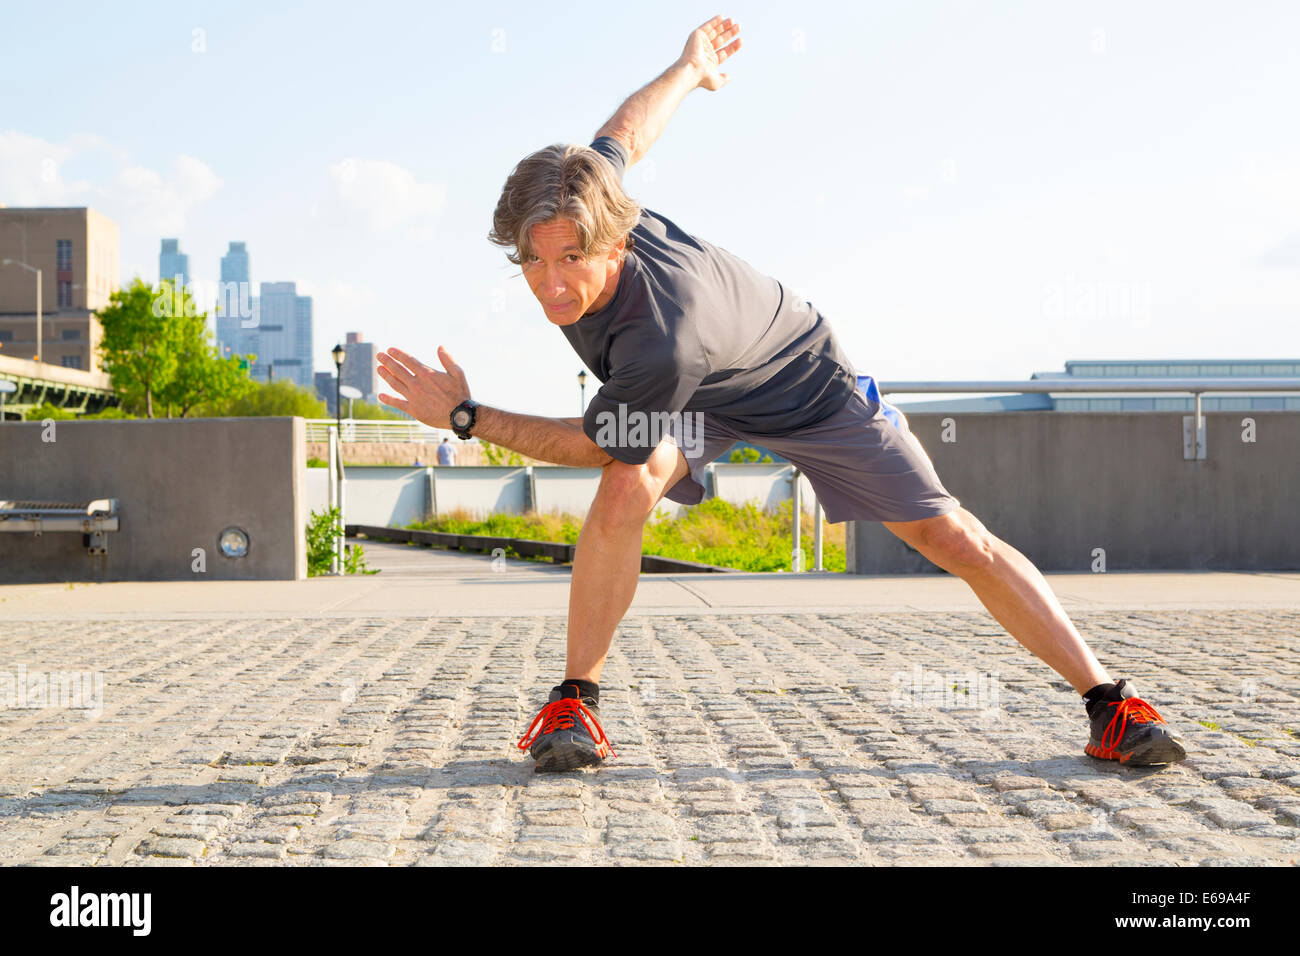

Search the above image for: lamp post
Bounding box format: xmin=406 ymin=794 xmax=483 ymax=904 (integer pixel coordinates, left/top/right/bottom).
xmin=578 ymin=370 xmax=587 ymax=415
xmin=1 ymin=259 xmax=42 ymax=363
xmin=332 ymin=343 xmax=345 ymax=430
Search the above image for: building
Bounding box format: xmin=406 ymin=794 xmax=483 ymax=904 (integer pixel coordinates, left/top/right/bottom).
xmin=0 ymin=206 xmax=120 ymax=372
xmin=224 ymin=281 xmax=313 ymax=388
xmin=893 ymin=359 xmax=1300 ymax=413
xmin=339 ymin=331 xmax=377 ymax=404
xmin=215 ymin=241 xmax=253 ymax=360
xmin=314 ymin=370 xmax=337 ymax=417
xmin=158 ymin=238 xmax=190 ymax=292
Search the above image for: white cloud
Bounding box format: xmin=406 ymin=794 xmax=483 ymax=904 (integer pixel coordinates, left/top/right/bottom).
xmin=0 ymin=130 xmax=221 ymax=235
xmin=321 ymin=157 xmax=446 ymax=239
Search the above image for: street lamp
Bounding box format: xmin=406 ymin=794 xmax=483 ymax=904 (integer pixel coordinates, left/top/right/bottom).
xmin=1 ymin=259 xmax=41 ymax=363
xmin=578 ymin=370 xmax=587 ymax=415
xmin=331 ymin=343 xmax=345 ymax=434
xmin=339 ymin=384 xmax=362 ymax=421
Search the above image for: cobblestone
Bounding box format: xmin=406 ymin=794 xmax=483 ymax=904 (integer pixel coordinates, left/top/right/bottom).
xmin=0 ymin=610 xmax=1297 ymax=865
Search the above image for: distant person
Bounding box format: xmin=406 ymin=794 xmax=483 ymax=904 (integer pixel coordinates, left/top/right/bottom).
xmin=436 ymin=438 xmax=457 ymax=466
xmin=376 ymin=16 xmax=1185 ymax=773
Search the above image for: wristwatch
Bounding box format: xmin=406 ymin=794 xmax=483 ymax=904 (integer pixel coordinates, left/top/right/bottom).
xmin=450 ymin=399 xmax=480 ymax=440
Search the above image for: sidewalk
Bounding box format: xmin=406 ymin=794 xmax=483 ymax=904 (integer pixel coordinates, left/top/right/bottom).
xmin=3 ymin=540 xmax=1299 ymax=619
xmin=1 ymin=544 xmax=1297 ymax=866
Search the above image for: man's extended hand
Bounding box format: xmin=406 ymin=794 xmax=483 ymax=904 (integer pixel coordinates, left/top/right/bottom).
xmin=677 ymin=14 xmax=742 ymax=91
xmin=376 ymin=346 xmax=471 ymax=429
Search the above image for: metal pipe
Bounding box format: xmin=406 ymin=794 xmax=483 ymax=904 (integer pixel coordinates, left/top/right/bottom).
xmin=880 ymin=377 xmax=1300 ymax=394
xmin=791 ymin=467 xmax=802 ymax=572
xmin=813 ymin=497 xmax=823 ymax=571
xmin=328 ymin=425 xmax=339 ymax=575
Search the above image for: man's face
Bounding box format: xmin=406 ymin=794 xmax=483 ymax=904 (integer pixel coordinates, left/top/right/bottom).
xmin=522 ymin=217 xmax=624 ymax=326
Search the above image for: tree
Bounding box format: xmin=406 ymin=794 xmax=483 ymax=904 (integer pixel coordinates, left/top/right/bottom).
xmin=96 ymin=277 xmax=253 ymax=418
xmin=155 ymin=283 xmax=255 ymax=417
xmin=96 ymin=278 xmax=176 ymax=418
xmin=208 ymin=379 xmax=327 ymax=418
xmin=349 ymin=398 xmax=406 ymax=420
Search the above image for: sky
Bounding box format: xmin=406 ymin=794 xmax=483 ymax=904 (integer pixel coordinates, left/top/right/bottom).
xmin=2 ymin=0 xmax=1298 ymax=416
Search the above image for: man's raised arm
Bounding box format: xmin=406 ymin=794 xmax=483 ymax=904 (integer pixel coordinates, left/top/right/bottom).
xmin=594 ymin=14 xmax=742 ymax=167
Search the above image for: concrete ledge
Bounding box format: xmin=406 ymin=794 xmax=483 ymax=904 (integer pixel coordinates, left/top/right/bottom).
xmin=0 ymin=417 xmax=306 ymax=582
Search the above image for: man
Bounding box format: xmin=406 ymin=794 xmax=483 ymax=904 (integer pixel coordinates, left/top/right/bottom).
xmin=436 ymin=437 xmax=457 ymax=466
xmin=377 ymin=15 xmax=1186 ymax=773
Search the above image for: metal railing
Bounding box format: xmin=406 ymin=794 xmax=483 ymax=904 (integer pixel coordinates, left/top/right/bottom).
xmin=879 ymin=377 xmax=1300 ymax=460
xmin=305 ymin=418 xmax=453 ymax=443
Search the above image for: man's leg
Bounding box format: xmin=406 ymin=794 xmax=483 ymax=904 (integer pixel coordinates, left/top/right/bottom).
xmin=564 ymin=439 xmax=691 ymax=683
xmin=881 ymin=506 xmax=1110 ymax=694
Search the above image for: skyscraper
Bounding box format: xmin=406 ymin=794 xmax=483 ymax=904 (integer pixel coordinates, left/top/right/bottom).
xmin=158 ymin=238 xmax=189 ymax=291
xmin=340 ymin=331 xmax=377 ymax=404
xmin=215 ymin=241 xmax=252 ymax=359
xmin=238 ymin=281 xmax=312 ymax=388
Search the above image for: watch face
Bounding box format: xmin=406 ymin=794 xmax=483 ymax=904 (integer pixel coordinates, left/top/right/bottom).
xmin=452 ymin=409 xmax=469 ymax=427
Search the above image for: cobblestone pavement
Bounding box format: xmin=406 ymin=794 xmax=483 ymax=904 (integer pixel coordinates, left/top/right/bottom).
xmin=1 ymin=610 xmax=1297 ymax=866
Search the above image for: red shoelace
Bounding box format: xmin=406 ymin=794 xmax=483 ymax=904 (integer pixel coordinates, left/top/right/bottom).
xmin=517 ymin=698 xmax=616 ymax=758
xmin=1097 ymin=696 xmax=1167 ymax=753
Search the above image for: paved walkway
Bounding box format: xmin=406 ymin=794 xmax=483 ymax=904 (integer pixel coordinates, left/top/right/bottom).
xmin=1 ymin=543 xmax=1297 ymax=866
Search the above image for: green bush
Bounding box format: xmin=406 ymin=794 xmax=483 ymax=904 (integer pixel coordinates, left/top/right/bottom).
xmin=306 ymin=506 xmax=379 ymax=576
xmin=410 ymin=498 xmax=845 ymax=572
xmin=24 ymin=402 xmax=76 ymax=421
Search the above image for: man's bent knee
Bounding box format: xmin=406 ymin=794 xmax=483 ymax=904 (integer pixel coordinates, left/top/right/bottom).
xmin=592 ymin=440 xmax=685 ymax=523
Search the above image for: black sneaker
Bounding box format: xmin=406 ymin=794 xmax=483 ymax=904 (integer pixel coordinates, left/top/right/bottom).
xmin=517 ymin=684 xmax=615 ymax=773
xmin=1084 ymin=679 xmax=1187 ymax=766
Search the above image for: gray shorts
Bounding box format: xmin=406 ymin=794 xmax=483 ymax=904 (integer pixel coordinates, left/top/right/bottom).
xmin=665 ymin=375 xmax=961 ymax=523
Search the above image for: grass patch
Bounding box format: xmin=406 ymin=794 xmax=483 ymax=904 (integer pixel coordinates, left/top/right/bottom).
xmin=1197 ymin=720 xmax=1221 ymax=731
xmin=410 ymin=498 xmax=846 ymax=573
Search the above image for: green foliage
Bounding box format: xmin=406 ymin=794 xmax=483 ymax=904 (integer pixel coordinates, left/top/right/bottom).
xmin=348 ymin=398 xmax=406 ymax=420
xmin=306 ymin=506 xmax=339 ymax=576
xmin=204 ymin=379 xmax=327 ymax=418
xmin=479 ymin=440 xmax=526 ymax=466
xmin=729 ymin=446 xmax=774 ymax=463
xmin=24 ymin=401 xmax=135 ymax=421
xmin=80 ymin=406 xmax=136 ymax=420
xmin=306 ymin=456 xmax=329 ymax=468
xmin=96 ymin=277 xmax=253 ymax=418
xmin=306 ymin=506 xmax=379 ymax=576
xmin=411 ymin=497 xmax=846 ymax=572
xmin=413 ymin=508 xmax=583 ymax=544
xmin=24 ymin=402 xmax=76 ymax=421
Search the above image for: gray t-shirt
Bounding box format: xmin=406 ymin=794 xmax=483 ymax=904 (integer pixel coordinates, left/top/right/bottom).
xmin=561 ymin=136 xmax=858 ymax=465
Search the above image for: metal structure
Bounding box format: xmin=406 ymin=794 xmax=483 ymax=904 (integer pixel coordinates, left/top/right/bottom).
xmin=881 ymin=377 xmax=1300 ymax=460
xmin=0 ymin=498 xmax=119 ymax=557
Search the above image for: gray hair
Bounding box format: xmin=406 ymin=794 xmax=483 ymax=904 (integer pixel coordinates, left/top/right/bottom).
xmin=488 ymin=143 xmax=640 ymax=267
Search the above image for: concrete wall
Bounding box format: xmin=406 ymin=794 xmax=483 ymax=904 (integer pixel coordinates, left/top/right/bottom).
xmin=305 ymin=465 xmax=430 ymax=528
xmin=0 ymin=417 xmax=305 ymax=582
xmin=847 ymin=411 xmax=1300 ymax=573
xmin=712 ymin=463 xmax=815 ymax=513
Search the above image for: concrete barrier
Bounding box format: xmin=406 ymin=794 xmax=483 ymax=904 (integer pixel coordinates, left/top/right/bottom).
xmin=847 ymin=411 xmax=1300 ymax=573
xmin=304 ymin=465 xmax=430 ymax=528
xmin=0 ymin=417 xmax=306 ymax=582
